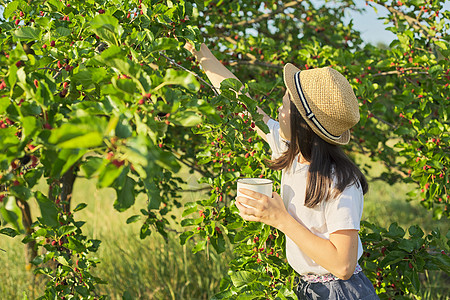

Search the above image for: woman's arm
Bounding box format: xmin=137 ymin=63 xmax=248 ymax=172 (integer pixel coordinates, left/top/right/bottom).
xmin=235 ymin=189 xmax=359 ymax=280
xmin=186 ymin=43 xmax=270 ymax=141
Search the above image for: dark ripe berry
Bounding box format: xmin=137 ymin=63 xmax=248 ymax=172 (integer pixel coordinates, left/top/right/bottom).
xmin=15 ymin=60 xmax=23 ymax=68
xmin=112 ymin=159 xmax=124 ymax=167
xmin=59 ymin=89 xmax=68 ymax=97
xmin=98 ymin=9 xmax=105 ymax=14
xmin=59 ymin=239 xmax=63 ymax=246
xmin=50 ymin=40 xmax=55 ymax=47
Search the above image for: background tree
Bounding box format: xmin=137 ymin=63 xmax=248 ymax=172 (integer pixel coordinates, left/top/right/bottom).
xmin=0 ymin=0 xmax=448 ymax=299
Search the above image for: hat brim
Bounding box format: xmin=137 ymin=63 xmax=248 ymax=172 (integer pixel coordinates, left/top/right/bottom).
xmin=283 ymin=63 xmax=350 ymax=145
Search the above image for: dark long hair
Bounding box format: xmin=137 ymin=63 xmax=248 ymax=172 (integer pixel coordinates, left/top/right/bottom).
xmin=267 ymin=101 xmax=368 ymax=208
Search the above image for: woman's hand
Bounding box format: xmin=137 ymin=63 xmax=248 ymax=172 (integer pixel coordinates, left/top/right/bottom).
xmin=235 ymin=189 xmax=288 ymax=229
xmin=183 ymin=40 xmax=196 ymax=54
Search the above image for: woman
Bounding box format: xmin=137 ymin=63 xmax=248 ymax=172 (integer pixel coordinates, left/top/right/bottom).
xmin=185 ymin=42 xmax=379 ymax=300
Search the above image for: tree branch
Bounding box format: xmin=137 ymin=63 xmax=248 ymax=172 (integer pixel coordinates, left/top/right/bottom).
xmin=159 ymin=52 xmax=219 ymax=96
xmin=381 ymin=4 xmax=439 ymax=42
xmin=372 ymin=68 xmax=428 ymax=77
xmin=369 ymin=111 xmax=395 ymax=128
xmin=231 ymin=0 xmax=304 ymax=27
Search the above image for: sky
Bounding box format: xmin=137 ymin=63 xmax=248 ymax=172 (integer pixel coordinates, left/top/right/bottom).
xmin=347 ymin=0 xmax=450 ymax=46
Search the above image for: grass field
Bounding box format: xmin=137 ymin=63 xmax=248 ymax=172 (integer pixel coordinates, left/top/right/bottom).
xmin=0 ymin=154 xmax=448 ymax=299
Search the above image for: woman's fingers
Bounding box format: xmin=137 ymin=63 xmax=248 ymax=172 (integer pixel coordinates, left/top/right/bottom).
xmin=236 ymin=196 xmax=260 ymax=209
xmin=184 ymin=41 xmax=195 ymax=53
xmin=235 ymin=200 xmax=260 ymax=221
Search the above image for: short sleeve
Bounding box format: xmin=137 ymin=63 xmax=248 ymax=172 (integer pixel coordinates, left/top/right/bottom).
xmin=266 ymin=118 xmax=289 ymax=160
xmin=325 ymin=183 xmax=363 ymax=234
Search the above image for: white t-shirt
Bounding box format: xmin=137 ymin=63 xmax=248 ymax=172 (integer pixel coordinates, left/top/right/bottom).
xmin=265 ymin=119 xmax=364 ymax=275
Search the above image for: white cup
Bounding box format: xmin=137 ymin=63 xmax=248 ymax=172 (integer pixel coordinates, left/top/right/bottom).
xmin=236 ymin=178 xmax=273 ymax=209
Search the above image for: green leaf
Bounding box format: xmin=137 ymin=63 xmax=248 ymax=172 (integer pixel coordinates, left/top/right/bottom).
xmin=98 ymin=162 xmax=123 ymax=188
xmin=210 ymin=234 xmax=226 ymax=254
xmin=55 ymin=27 xmax=72 ymax=37
xmin=171 ymin=111 xmax=202 ymax=127
xmin=155 ymin=151 xmax=181 ymax=173
xmin=55 ymin=255 xmax=69 ymax=266
xmin=0 ymin=227 xmax=20 ymax=237
xmin=113 ymin=78 xmax=137 ymax=94
xmin=113 ymin=175 xmax=136 ymax=212
xmin=380 ymin=250 xmax=405 ymax=268
xmin=150 ymin=38 xmax=179 ymax=52
xmin=179 ymin=230 xmax=195 ymax=245
xmin=89 ymin=15 xmax=121 ymax=46
xmin=58 ymin=226 xmax=77 ymax=237
xmin=182 ymin=202 xmax=198 ymax=217
xmin=49 ymin=123 xmax=104 ymax=149
xmin=431 ymin=254 xmax=450 ymax=274
xmin=80 ymin=157 xmax=103 ymax=178
xmin=10 ymin=185 xmax=32 ymax=200
xmin=181 ymin=217 xmax=202 ymax=227
xmin=35 ymin=192 xmax=59 ymax=228
xmin=126 ymin=215 xmax=141 ymax=224
xmin=230 ymin=271 xmax=257 ymax=288
xmin=220 ymin=78 xmax=243 ymax=93
xmin=159 ymin=69 xmax=200 ymax=92
xmin=386 ymin=222 xmax=405 ymax=239
xmin=67 ymin=236 xmax=85 ymax=252
xmin=13 ymin=27 xmax=41 ymax=41
xmin=192 ymin=240 xmax=206 ymax=253
xmin=3 ymin=1 xmax=19 ymax=19
xmin=73 ymin=203 xmax=87 ymax=212
xmin=398 ymin=239 xmax=415 ymax=253
xmin=72 ymin=70 xmax=93 ymax=88
xmin=21 ymin=116 xmax=40 ymax=139
xmin=0 ymin=197 xmax=23 ymax=232
xmin=0 ymin=96 xmax=10 ymax=115
xmin=46 ymin=0 xmax=64 ymax=10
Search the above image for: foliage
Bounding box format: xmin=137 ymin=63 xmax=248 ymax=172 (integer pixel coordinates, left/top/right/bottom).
xmin=360 ymin=221 xmax=450 ymax=299
xmin=0 ymin=0 xmax=448 ymax=299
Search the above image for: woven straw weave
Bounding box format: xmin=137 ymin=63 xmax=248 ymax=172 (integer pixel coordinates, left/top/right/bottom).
xmin=283 ymin=63 xmax=359 ymax=145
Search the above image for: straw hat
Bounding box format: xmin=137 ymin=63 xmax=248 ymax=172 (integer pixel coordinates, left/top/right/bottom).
xmin=283 ymin=63 xmax=360 ymax=145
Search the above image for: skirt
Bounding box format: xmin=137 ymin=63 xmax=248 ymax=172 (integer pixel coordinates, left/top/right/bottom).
xmin=294 ymin=271 xmax=380 ymax=300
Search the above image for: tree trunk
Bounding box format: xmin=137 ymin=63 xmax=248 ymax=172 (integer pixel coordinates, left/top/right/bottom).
xmin=59 ymin=165 xmax=77 ymax=213
xmin=15 ymin=198 xmax=37 ymax=268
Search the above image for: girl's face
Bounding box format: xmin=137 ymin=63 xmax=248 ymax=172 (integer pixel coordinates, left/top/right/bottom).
xmin=278 ymin=90 xmax=291 ymax=141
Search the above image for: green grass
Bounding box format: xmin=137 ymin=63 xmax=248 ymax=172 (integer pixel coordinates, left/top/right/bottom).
xmin=0 ymin=155 xmax=448 ymax=299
